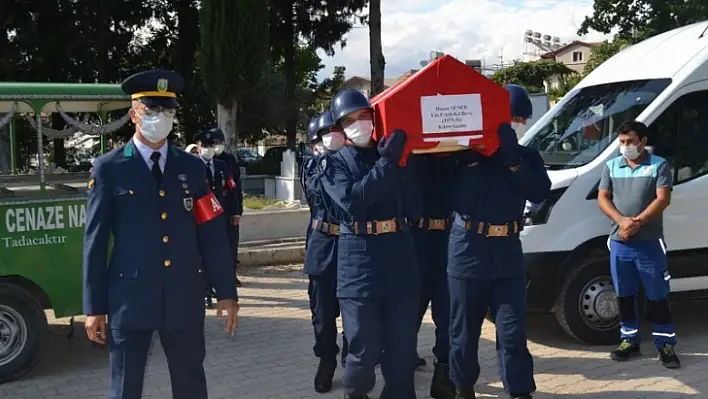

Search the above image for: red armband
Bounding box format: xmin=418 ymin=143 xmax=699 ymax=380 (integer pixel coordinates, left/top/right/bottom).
xmin=194 ymin=192 xmax=224 ymax=224
xmin=226 ymin=175 xmax=237 ymax=191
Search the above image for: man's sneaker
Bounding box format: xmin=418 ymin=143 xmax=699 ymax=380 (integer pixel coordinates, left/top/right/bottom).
xmin=610 ymin=339 xmax=641 ymax=361
xmin=658 ymin=344 xmax=681 ymax=369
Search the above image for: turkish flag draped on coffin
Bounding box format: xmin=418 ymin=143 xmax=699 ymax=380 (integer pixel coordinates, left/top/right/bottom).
xmin=371 ymin=54 xmax=511 ymax=165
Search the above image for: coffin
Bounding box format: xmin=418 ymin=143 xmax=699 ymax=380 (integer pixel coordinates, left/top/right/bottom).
xmin=371 ymin=54 xmax=511 ymax=165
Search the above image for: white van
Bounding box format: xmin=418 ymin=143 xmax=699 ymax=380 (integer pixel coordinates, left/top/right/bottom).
xmin=519 ymin=21 xmax=708 ymax=345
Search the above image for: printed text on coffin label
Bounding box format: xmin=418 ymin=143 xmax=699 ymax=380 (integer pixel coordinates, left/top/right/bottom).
xmin=420 ymin=94 xmax=483 ymax=134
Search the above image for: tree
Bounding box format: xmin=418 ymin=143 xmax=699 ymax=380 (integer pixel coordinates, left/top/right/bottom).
xmin=269 ymin=0 xmax=368 ymax=148
xmin=491 ymin=60 xmax=577 ymax=94
xmin=583 ymin=38 xmax=630 ymax=75
xmin=578 ymin=0 xmax=708 ymax=43
xmin=368 ymin=0 xmax=385 ymax=97
xmin=199 ymin=0 xmax=270 ymax=149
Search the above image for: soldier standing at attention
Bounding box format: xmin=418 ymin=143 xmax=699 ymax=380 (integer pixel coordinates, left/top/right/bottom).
xmin=211 ymin=128 xmax=244 ymax=287
xmin=408 ymin=153 xmax=457 ymax=399
xmin=319 ymin=89 xmax=422 ymax=399
xmin=303 ymin=111 xmax=348 ymax=393
xmin=447 ymin=85 xmax=551 ymax=399
xmin=194 ymin=130 xmax=241 ymax=309
xmin=82 ymin=70 xmax=239 ymax=399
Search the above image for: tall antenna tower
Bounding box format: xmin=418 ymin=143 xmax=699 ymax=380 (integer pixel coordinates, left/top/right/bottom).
xmin=523 ymin=30 xmax=565 ymax=61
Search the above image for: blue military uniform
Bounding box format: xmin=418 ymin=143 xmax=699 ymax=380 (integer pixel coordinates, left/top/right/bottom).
xmin=208 ymin=128 xmax=244 ymax=287
xmin=83 ymin=70 xmax=237 ymax=399
xmin=407 ymin=153 xmax=456 ymax=399
xmin=447 ymin=85 xmax=551 ymax=399
xmin=319 ymin=89 xmax=422 ymax=399
xmin=194 ymin=130 xmax=241 ymax=307
xmin=303 ymin=112 xmax=349 ymax=393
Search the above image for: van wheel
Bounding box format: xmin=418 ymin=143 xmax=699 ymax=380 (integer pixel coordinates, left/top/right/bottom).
xmin=554 ymin=256 xmax=621 ymax=345
xmin=0 ymin=284 xmax=47 ymax=383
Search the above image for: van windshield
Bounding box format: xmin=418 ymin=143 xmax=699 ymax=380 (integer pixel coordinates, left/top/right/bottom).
xmin=524 ymin=79 xmax=672 ymax=169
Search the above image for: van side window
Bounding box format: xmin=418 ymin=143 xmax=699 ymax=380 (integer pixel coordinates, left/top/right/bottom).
xmin=674 ymin=91 xmax=708 ymax=184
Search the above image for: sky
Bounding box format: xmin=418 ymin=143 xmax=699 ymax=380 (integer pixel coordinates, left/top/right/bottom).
xmin=316 ymin=0 xmax=612 ymax=81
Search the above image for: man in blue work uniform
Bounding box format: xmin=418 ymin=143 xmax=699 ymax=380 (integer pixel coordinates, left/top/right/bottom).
xmin=447 ymin=84 xmax=551 ymax=399
xmin=408 ymin=153 xmax=456 ymax=399
xmin=211 ymin=128 xmax=244 ymax=287
xmin=82 ymin=70 xmax=240 ymax=399
xmin=303 ymin=111 xmax=349 ymax=393
xmin=194 ymin=129 xmax=242 ymax=309
xmin=319 ymin=89 xmax=421 ymax=399
xmin=597 ymin=120 xmax=680 ymax=368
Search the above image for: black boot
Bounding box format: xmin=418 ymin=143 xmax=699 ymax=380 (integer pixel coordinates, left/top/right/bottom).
xmin=430 ymin=361 xmax=456 ymax=398
xmin=314 ymin=357 xmax=337 ymax=393
xmin=457 ymin=387 xmax=476 ymax=399
xmin=511 ymin=394 xmax=533 ymax=399
xmin=344 ymin=394 xmax=370 ymax=399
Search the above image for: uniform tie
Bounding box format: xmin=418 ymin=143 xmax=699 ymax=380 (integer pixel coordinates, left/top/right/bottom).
xmin=205 ymin=162 xmax=214 ymax=189
xmin=150 ymin=152 xmax=162 ymax=184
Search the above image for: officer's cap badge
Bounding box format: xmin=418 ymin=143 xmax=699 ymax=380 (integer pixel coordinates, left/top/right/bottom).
xmin=183 ymin=197 xmax=193 ymax=211
xmin=157 ymin=78 xmax=169 ymax=92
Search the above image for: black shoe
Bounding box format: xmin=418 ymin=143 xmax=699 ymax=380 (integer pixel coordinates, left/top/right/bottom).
xmin=658 ymin=344 xmax=681 ymax=369
xmin=511 ymin=395 xmax=533 ymax=399
xmin=610 ymin=339 xmax=641 ymax=361
xmin=344 ymin=394 xmax=370 ymax=399
xmin=314 ymin=357 xmax=337 ymax=393
xmin=457 ymin=387 xmax=476 ymax=399
xmin=236 ymin=277 xmax=243 ymax=287
xmin=416 ymin=355 xmax=427 ymax=368
xmin=430 ymin=361 xmax=456 ymax=399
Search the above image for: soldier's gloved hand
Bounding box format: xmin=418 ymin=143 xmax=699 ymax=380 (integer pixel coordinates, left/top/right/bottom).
xmin=377 ymin=129 xmax=407 ymax=161
xmin=498 ymin=123 xmax=520 ymax=167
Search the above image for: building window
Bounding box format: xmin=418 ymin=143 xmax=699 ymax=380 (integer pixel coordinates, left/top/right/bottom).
xmin=572 ymin=51 xmax=583 ymax=63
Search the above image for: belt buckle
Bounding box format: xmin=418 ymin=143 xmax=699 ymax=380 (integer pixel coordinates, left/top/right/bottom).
xmin=487 ymin=224 xmax=509 ymax=237
xmin=430 ymin=218 xmax=444 ymax=230
xmin=376 ymin=220 xmax=394 ymax=234
xmin=331 ymin=225 xmax=340 ymax=235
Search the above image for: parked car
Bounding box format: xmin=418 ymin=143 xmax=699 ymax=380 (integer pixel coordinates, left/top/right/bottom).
xmin=236 ymin=148 xmax=261 ymax=166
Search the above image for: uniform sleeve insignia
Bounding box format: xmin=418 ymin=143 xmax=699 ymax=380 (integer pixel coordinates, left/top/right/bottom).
xmin=319 ymin=156 xmax=327 ymax=172
xmin=87 ymin=178 xmax=95 ymax=189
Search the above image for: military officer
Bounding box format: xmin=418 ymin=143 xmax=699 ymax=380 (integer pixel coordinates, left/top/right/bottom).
xmin=303 ymin=111 xmax=349 ymax=393
xmin=407 ymin=153 xmax=456 ymax=399
xmin=447 ymin=84 xmax=551 ymax=399
xmin=82 ymin=70 xmax=239 ymax=399
xmin=210 ymin=128 xmax=244 ymax=287
xmin=194 ymin=130 xmax=241 ymax=308
xmin=319 ymin=89 xmax=422 ymax=399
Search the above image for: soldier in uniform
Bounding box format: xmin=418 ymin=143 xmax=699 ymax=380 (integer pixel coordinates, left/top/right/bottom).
xmin=447 ymin=84 xmax=551 ymax=399
xmin=408 ymin=153 xmax=457 ymax=399
xmin=318 ymin=89 xmax=422 ymax=399
xmin=82 ymin=70 xmax=239 ymax=399
xmin=210 ymin=128 xmax=244 ymax=287
xmin=194 ymin=130 xmax=242 ymax=309
xmin=302 ymin=111 xmax=348 ymax=393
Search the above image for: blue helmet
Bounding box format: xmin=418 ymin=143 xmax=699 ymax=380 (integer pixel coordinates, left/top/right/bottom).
xmin=307 ymin=116 xmax=321 ymax=143
xmin=504 ymin=84 xmax=533 ymax=120
xmin=316 ymin=111 xmax=336 ymax=135
xmin=331 ymin=89 xmax=372 ymax=124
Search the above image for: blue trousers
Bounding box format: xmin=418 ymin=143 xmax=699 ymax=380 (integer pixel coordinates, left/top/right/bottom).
xmin=108 ymin=328 xmax=207 ymax=399
xmin=448 ymin=275 xmax=535 ymax=395
xmin=417 ymin=266 xmax=450 ymax=363
xmin=339 ymin=296 xmax=418 ymax=399
xmin=610 ymin=238 xmax=676 ymax=348
xmin=308 ymin=268 xmax=348 ymax=360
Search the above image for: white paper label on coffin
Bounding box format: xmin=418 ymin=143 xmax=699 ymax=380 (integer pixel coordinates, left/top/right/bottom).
xmin=420 ymin=93 xmax=484 ymax=135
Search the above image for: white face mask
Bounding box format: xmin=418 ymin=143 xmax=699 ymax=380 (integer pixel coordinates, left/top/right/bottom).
xmin=313 ymin=142 xmax=326 ymax=155
xmin=214 ymin=144 xmax=225 ymax=156
xmin=344 ymin=120 xmax=374 ymax=147
xmin=322 ymin=131 xmax=346 ymax=152
xmin=511 ymin=121 xmax=526 ymax=140
xmin=138 ymin=113 xmax=174 ymax=143
xmin=200 ymin=146 xmax=215 ymax=160
xmin=620 ymin=144 xmax=641 ymax=160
